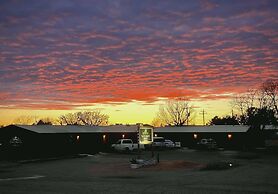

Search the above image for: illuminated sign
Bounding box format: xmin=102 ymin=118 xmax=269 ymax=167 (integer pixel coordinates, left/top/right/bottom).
xmin=139 ymin=125 xmax=153 ymax=144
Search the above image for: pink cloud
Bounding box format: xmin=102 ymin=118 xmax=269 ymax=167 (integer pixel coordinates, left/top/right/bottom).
xmin=0 ymin=1 xmax=277 ymax=110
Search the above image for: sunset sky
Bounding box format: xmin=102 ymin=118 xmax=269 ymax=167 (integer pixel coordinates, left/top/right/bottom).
xmin=0 ymin=0 xmax=277 ymax=126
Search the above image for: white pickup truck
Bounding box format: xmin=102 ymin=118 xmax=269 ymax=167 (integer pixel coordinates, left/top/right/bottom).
xmin=111 ymin=139 xmax=144 ymax=152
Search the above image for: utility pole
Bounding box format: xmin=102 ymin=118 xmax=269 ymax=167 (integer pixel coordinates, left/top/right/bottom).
xmin=200 ymin=109 xmax=207 ymax=126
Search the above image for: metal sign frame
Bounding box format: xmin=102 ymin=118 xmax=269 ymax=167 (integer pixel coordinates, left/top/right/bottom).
xmin=138 ymin=125 xmax=153 ymax=144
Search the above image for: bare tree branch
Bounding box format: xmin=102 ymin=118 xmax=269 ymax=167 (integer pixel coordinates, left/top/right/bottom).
xmin=13 ymin=115 xmax=38 ymax=125
xmin=261 ymin=79 xmax=278 ymax=114
xmin=154 ymin=98 xmax=193 ymax=126
xmin=58 ymin=110 xmax=109 ymax=126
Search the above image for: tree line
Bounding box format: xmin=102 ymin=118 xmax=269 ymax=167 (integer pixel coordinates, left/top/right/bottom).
xmin=210 ymin=79 xmax=278 ymax=129
xmin=13 ymin=110 xmax=109 ymax=126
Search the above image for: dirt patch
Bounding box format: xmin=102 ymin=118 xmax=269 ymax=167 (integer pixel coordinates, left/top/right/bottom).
xmin=142 ymin=160 xmax=203 ymax=171
xmin=89 ymin=160 xmax=203 ymax=176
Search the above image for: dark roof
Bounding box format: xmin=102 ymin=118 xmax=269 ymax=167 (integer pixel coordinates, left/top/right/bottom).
xmin=155 ymin=125 xmax=249 ymax=133
xmin=15 ymin=125 xmax=100 ymax=133
xmin=10 ymin=125 xmax=138 ymax=134
xmin=2 ymin=124 xmax=250 ymax=134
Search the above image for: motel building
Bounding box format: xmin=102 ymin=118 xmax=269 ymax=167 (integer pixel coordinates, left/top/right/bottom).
xmin=0 ymin=124 xmax=277 ymax=159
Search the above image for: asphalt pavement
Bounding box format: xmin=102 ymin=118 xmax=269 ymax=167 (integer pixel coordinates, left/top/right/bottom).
xmin=0 ymin=148 xmax=278 ymax=194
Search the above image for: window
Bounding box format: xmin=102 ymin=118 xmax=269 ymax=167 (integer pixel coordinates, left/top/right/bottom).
xmin=122 ymin=140 xmax=132 ymax=144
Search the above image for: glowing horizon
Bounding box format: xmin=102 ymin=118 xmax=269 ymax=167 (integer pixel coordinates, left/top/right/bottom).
xmin=0 ymin=99 xmax=239 ymax=126
xmin=0 ymin=1 xmax=277 ymax=126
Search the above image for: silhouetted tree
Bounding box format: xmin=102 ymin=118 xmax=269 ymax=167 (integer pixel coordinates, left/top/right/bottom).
xmin=232 ymin=79 xmax=278 ymax=125
xmin=58 ymin=110 xmax=109 ymax=126
xmin=153 ymin=98 xmax=193 ymax=126
xmin=245 ymin=107 xmax=277 ymax=130
xmin=36 ymin=118 xmax=53 ymax=125
xmin=260 ymin=79 xmax=278 ymax=114
xmin=232 ymin=89 xmax=257 ymax=122
xmin=230 ymin=80 xmax=278 ymax=148
xmin=209 ymin=116 xmax=239 ymax=125
xmin=76 ymin=111 xmax=109 ymax=126
xmin=151 ymin=117 xmax=164 ymax=127
xmin=58 ymin=113 xmax=79 ymax=125
xmin=13 ymin=115 xmax=38 ymax=125
xmin=244 ymin=106 xmax=278 ymax=148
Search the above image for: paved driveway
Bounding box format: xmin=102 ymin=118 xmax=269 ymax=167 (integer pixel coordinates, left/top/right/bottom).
xmin=0 ymin=149 xmax=277 ymax=194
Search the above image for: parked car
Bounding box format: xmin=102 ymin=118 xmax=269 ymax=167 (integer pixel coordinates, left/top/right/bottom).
xmin=196 ymin=138 xmax=217 ymax=150
xmin=152 ymin=137 xmax=166 ymax=148
xmin=111 ymin=139 xmax=144 ymax=152
xmin=165 ymin=139 xmax=175 ymax=148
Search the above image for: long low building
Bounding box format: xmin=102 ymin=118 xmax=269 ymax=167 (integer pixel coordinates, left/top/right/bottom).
xmin=0 ymin=124 xmax=276 ymax=159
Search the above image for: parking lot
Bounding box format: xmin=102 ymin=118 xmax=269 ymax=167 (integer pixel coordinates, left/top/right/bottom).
xmin=0 ymin=148 xmax=278 ymax=194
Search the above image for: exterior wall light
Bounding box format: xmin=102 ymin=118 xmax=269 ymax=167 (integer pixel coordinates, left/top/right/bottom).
xmin=154 ymin=133 xmax=157 ymax=137
xmin=228 ymin=134 xmax=232 ymax=139
xmin=102 ymin=134 xmax=107 ymax=143
xmin=193 ymin=133 xmax=198 ymax=139
xmin=122 ymin=134 xmax=125 ymax=138
xmin=76 ymin=135 xmax=80 ymax=141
